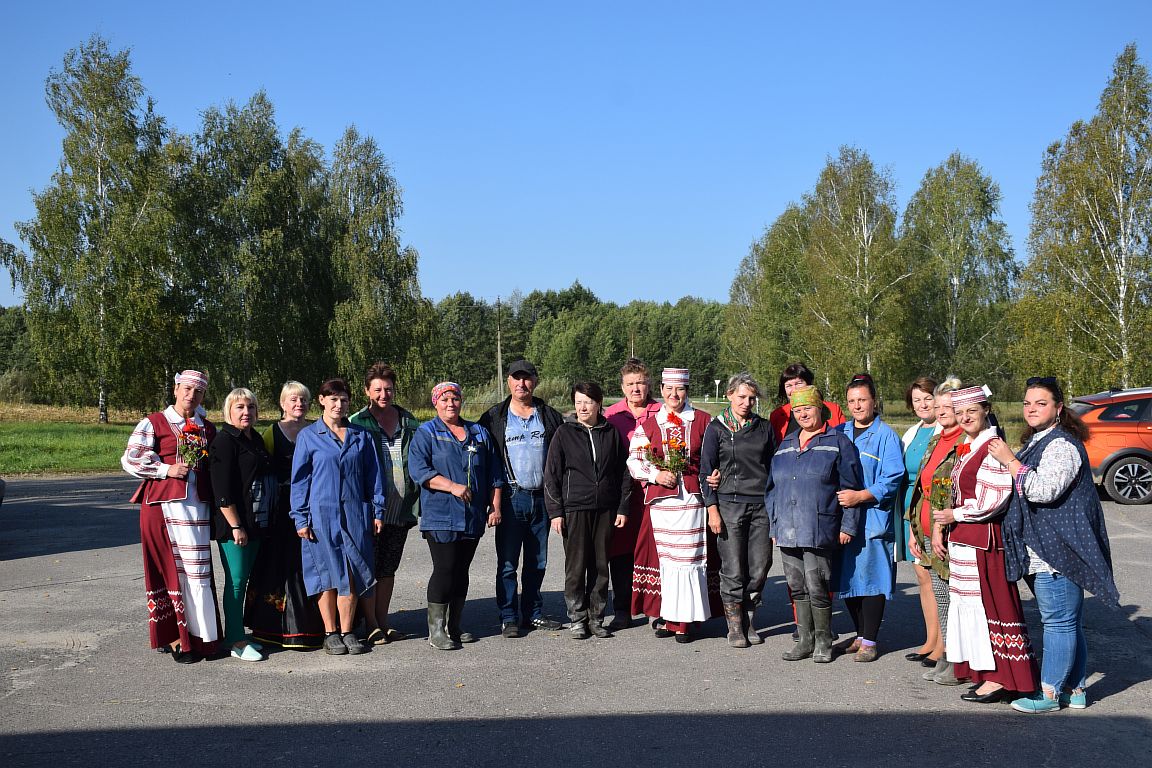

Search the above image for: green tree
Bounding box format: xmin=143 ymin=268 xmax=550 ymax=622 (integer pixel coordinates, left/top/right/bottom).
xmin=901 ymin=152 xmax=1017 ymax=381
xmin=3 ymin=36 xmax=173 ymax=419
xmin=433 ymin=292 xmax=497 ymax=388
xmin=1023 ymin=44 xmax=1152 ymax=390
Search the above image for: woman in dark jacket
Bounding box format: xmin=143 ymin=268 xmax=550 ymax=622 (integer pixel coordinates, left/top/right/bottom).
xmin=700 ymin=372 xmax=775 ymax=648
xmin=544 ymin=381 xmax=632 ymax=640
xmin=989 ymin=377 xmax=1119 ymax=713
xmin=209 ymin=387 xmax=277 ymax=662
xmin=767 ymin=385 xmax=864 ymax=663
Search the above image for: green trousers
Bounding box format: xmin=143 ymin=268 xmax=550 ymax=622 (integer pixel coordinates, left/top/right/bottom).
xmin=218 ymin=539 xmax=261 ymax=645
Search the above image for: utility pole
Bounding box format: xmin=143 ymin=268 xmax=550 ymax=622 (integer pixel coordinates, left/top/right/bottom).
xmin=495 ymin=295 xmax=504 ymax=385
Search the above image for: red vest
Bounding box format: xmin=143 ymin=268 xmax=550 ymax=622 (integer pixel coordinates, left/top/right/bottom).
xmin=130 ymin=412 xmax=216 ymax=506
xmin=641 ymin=408 xmax=708 ymax=505
xmin=949 ymin=440 xmax=998 ymax=550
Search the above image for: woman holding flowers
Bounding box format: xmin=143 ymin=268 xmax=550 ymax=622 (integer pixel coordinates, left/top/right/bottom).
xmin=121 ymin=369 xmax=221 ymax=664
xmin=408 ymin=382 xmax=504 ymax=650
xmin=906 ymin=378 xmax=964 ymax=685
xmin=934 ymin=385 xmax=1039 ymax=704
xmin=626 ymin=367 xmax=712 ymax=643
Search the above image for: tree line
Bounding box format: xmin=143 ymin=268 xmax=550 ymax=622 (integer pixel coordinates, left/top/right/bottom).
xmin=3 ymin=38 xmax=1151 ymax=419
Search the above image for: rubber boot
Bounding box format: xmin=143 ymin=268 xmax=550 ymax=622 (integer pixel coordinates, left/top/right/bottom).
xmin=427 ymin=602 xmax=457 ymax=650
xmin=782 ymin=599 xmax=815 ymax=661
xmin=812 ymin=605 xmax=834 ymax=663
xmin=723 ymin=602 xmax=749 ymax=648
xmin=448 ymin=597 xmax=476 ymax=644
xmin=744 ymin=601 xmax=763 ymax=645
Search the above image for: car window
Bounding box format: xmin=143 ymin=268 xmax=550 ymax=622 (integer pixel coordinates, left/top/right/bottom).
xmin=1097 ymin=400 xmax=1149 ymax=421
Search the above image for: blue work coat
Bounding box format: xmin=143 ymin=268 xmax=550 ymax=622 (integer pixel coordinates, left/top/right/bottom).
xmin=290 ymin=421 xmax=386 ymax=597
xmin=766 ymin=427 xmax=864 ymax=549
xmin=409 ymin=418 xmax=505 ymax=536
xmin=834 ymin=417 xmax=903 ymax=598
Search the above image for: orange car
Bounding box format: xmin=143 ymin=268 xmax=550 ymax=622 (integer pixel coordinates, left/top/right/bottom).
xmin=1070 ymin=388 xmax=1152 ymax=505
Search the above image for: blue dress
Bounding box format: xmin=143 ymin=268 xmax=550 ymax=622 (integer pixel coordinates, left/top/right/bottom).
xmin=897 ymin=424 xmax=937 ymax=561
xmin=290 ymin=421 xmax=386 ymax=597
xmin=834 ymin=418 xmax=903 ymax=599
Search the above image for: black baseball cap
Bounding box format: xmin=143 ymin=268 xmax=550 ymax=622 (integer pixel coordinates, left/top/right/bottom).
xmin=508 ymin=360 xmax=538 ymax=378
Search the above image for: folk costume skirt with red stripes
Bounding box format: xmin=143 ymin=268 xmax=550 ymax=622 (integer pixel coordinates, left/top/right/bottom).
xmin=139 ymin=480 xmax=221 ymax=655
xmin=647 ymin=487 xmax=713 ymax=625
xmin=631 ymin=496 xmax=722 ymax=622
xmin=947 ymin=526 xmax=1038 ymax=691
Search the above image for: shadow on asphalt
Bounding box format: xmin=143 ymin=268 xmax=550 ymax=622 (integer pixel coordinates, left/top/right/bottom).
xmin=0 ymin=477 xmax=141 ymax=561
xmin=3 ymin=710 xmax=1151 ymax=767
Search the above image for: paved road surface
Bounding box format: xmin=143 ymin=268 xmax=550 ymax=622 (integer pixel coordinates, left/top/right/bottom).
xmin=2 ymin=475 xmax=1150 ymax=766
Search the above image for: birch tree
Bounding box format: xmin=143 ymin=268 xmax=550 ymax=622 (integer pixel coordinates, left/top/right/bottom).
xmin=1024 ymin=44 xmax=1152 ymax=389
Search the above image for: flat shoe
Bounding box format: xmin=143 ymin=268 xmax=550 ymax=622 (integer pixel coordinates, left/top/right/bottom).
xmin=905 ymin=651 xmax=930 ymax=662
xmin=854 ymin=645 xmax=878 ymax=662
xmin=961 ymin=687 xmax=1008 ymax=704
xmin=323 ymin=633 xmax=347 ymax=656
xmin=653 ymin=627 xmax=674 ymax=639
xmin=1011 ymin=693 xmax=1060 ymax=714
xmin=1062 ymin=689 xmax=1088 ymax=709
xmin=384 ymin=628 xmax=410 ymax=642
xmin=171 ymin=647 xmax=197 ymax=665
xmin=343 ymin=632 xmax=368 ymax=655
xmin=921 ymin=657 xmax=942 ymax=668
xmin=674 ymin=632 xmax=691 ymax=644
xmin=365 ymin=628 xmax=386 ymax=646
xmin=230 ymin=644 xmax=265 ymax=662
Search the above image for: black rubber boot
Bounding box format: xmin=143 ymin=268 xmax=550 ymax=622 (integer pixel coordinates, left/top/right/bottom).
xmin=812 ymin=605 xmax=834 ymax=663
xmin=448 ymin=597 xmax=476 ymax=644
xmin=744 ymin=601 xmax=763 ymax=645
xmin=782 ymin=599 xmax=815 ymax=661
xmin=427 ymin=602 xmax=457 ymax=650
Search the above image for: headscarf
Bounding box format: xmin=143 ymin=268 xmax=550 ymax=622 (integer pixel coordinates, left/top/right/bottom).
xmin=789 ymin=385 xmax=821 ymax=409
xmin=431 ymin=381 xmax=462 ymax=405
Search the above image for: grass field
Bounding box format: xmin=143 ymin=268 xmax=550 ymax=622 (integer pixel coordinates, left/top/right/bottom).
xmin=0 ymin=399 xmax=1027 ymax=476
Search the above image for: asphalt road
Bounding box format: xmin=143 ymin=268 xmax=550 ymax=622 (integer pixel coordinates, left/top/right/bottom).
xmin=2 ymin=475 xmax=1150 ymax=767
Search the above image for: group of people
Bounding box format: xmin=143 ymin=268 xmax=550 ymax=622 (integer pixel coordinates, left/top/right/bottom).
xmin=122 ymin=358 xmax=1119 ymax=714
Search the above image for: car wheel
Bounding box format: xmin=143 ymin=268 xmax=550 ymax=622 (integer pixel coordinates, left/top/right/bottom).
xmin=1104 ymin=457 xmax=1152 ymax=505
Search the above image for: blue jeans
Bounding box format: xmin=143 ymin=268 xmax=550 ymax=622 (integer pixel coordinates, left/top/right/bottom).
xmin=1027 ymin=571 xmax=1087 ymax=692
xmin=495 ymin=487 xmax=549 ymax=624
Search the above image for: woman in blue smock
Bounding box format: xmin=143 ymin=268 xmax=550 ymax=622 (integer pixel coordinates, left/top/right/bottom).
xmin=290 ymin=377 xmax=386 ymax=657
xmin=834 ymin=373 xmax=905 ymax=662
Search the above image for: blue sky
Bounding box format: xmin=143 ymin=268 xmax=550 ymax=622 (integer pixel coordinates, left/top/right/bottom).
xmin=2 ymin=2 xmax=1149 ymax=308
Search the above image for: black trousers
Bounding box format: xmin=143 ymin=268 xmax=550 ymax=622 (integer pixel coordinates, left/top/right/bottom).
xmin=607 ymin=553 xmax=634 ymax=615
xmin=425 ymin=537 xmax=480 ymax=604
xmin=843 ymin=595 xmax=887 ymax=642
xmin=562 ymin=510 xmax=613 ymax=625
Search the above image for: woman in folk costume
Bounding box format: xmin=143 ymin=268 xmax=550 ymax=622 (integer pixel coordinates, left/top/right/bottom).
xmin=626 ymin=367 xmax=714 ymax=643
xmin=933 ymin=385 xmax=1039 ymax=703
xmin=121 ymin=369 xmax=221 ymax=664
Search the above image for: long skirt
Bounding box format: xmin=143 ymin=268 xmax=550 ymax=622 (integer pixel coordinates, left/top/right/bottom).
xmin=947 ymin=541 xmax=1039 ymax=691
xmin=630 ymin=503 xmax=663 ymax=617
xmin=245 ymin=498 xmax=326 ymax=650
xmin=139 ymin=488 xmax=220 ymax=654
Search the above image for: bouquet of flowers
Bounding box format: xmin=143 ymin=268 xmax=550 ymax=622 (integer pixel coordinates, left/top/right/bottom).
xmin=177 ymin=420 xmax=209 ymax=467
xmin=645 ymin=411 xmax=688 ymax=475
xmin=929 ymin=475 xmax=953 ymax=513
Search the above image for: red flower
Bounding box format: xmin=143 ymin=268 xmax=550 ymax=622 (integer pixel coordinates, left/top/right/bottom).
xmin=667 ymin=410 xmax=683 ymax=427
xmin=955 ymin=443 xmax=971 ymax=457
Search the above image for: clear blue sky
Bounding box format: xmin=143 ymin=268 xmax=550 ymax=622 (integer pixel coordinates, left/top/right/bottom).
xmin=2 ymin=2 xmax=1149 ymax=308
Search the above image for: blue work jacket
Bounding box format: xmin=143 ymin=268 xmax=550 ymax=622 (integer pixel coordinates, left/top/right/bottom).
xmin=290 ymin=421 xmax=386 ymax=596
xmin=766 ymin=427 xmax=864 ymax=549
xmin=409 ymin=417 xmax=505 ymax=536
xmin=838 ymin=417 xmax=904 ymax=540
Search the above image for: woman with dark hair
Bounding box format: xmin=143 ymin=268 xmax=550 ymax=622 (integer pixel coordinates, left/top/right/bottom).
xmin=768 ymin=362 xmax=846 ymax=444
xmin=350 ymin=362 xmax=422 ymax=646
xmin=409 ymin=382 xmax=504 ymax=650
xmin=899 ymin=376 xmax=942 ymax=663
xmin=544 ymin=381 xmax=632 ymax=639
xmin=700 ymin=372 xmax=776 ymax=647
xmin=934 ymin=385 xmax=1039 ymax=703
xmin=769 ymin=385 xmax=864 ymax=664
xmin=247 ymin=381 xmax=325 ymax=650
xmin=209 ymin=387 xmax=277 ymax=662
xmin=834 ymin=373 xmax=903 ymax=661
xmin=987 ymin=377 xmax=1119 ymax=713
xmin=290 ymin=377 xmax=386 ymax=656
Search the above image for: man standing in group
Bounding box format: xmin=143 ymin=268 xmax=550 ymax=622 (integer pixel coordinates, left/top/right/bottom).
xmin=480 ymin=359 xmax=565 ymax=638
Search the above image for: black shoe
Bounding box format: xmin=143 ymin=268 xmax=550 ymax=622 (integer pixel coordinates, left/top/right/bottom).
xmin=170 ymin=645 xmax=197 ymax=664
xmin=323 ymin=632 xmax=347 ymax=656
xmin=961 ymin=687 xmax=1009 ymax=704
xmin=921 ymin=656 xmax=942 ymax=668
xmin=501 ymin=622 xmax=521 ymax=639
xmin=342 ymin=633 xmax=368 ymax=655
xmin=525 ymin=616 xmax=564 ymax=631
xmin=606 ymin=615 xmax=631 ymax=631
xmin=905 ymin=651 xmax=930 ymax=662
xmin=674 ymin=632 xmax=692 ymax=644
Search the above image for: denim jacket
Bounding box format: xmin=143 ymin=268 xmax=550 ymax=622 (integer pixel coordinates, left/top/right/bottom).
xmin=766 ymin=427 xmax=864 ymax=548
xmin=409 ymin=417 xmax=505 ymax=536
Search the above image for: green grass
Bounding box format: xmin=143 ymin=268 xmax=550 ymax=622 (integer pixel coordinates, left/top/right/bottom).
xmin=0 ymin=421 xmax=136 ymax=474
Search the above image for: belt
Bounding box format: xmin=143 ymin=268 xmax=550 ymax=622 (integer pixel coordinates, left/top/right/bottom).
xmin=511 ymin=485 xmax=544 ymax=495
